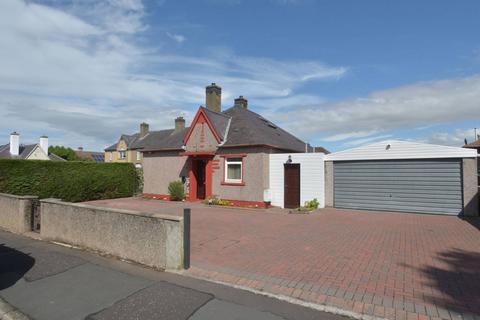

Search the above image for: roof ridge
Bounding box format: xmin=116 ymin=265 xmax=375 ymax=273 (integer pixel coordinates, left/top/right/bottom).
xmin=201 ymin=106 xmax=231 ymax=119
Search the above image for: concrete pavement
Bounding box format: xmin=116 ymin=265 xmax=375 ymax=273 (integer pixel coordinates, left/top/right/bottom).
xmin=0 ymin=229 xmax=346 ymax=320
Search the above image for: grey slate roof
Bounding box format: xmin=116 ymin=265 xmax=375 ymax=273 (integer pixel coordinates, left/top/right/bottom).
xmin=221 ymin=106 xmax=307 ymax=152
xmin=48 ymin=153 xmax=67 ymax=161
xmin=0 ymin=143 xmax=36 ymax=159
xmin=107 ymin=105 xmax=310 ymax=153
xmin=132 ymin=128 xmax=188 ymax=151
xmin=104 ymin=142 xmax=117 ymax=152
xmin=0 ymin=143 xmax=65 ymax=160
xmin=202 ymin=107 xmax=230 ymax=141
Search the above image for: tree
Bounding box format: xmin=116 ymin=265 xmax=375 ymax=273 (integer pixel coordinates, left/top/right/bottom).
xmin=48 ymin=146 xmax=78 ymax=161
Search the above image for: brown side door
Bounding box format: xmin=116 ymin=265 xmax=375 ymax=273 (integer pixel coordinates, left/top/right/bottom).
xmin=284 ymin=163 xmax=300 ymax=208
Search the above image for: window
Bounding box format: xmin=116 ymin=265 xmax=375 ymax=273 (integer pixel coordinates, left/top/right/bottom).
xmin=119 ymin=150 xmax=126 ymax=160
xmin=224 ymin=157 xmax=243 ymax=183
xmin=136 ymin=151 xmax=141 ymax=161
xmin=109 ymin=153 xmax=112 ymax=161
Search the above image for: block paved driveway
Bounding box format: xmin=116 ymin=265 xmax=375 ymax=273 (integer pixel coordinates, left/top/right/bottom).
xmin=87 ymin=198 xmax=480 ymax=320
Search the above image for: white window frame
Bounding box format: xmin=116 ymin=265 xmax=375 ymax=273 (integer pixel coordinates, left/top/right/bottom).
xmin=224 ymin=157 xmax=243 ymax=183
xmin=136 ymin=151 xmax=141 ymax=161
xmin=109 ymin=153 xmax=112 ymax=161
xmin=119 ymin=150 xmax=126 ymax=160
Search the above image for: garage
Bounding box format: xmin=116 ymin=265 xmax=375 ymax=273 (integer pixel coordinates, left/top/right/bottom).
xmin=326 ymin=140 xmax=479 ymax=216
xmin=333 ymin=159 xmax=462 ymax=214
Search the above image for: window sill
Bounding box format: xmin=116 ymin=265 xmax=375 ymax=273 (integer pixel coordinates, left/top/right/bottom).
xmin=221 ymin=181 xmax=245 ymax=186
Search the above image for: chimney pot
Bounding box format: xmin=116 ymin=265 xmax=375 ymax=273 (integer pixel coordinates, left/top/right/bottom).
xmin=39 ymin=135 xmax=49 ymax=155
xmin=9 ymin=132 xmax=19 ymax=156
xmin=234 ymin=96 xmax=248 ymax=109
xmin=175 ymin=116 xmax=186 ymax=133
xmin=140 ymin=122 xmax=149 ymax=138
xmin=206 ymin=83 xmax=221 ymax=113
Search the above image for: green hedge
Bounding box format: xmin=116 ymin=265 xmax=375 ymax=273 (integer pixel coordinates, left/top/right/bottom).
xmin=0 ymin=159 xmax=139 ymax=202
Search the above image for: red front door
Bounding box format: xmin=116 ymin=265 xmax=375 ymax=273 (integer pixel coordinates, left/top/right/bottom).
xmin=188 ymin=156 xmax=213 ymax=201
xmin=194 ymin=159 xmax=206 ymax=200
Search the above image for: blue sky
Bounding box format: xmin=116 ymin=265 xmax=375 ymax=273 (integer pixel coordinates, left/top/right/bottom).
xmin=0 ymin=0 xmax=479 ymax=151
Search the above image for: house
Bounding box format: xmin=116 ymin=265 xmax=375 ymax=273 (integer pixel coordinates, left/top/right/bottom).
xmin=463 ymin=137 xmax=480 ymax=184
xmin=76 ymin=147 xmax=105 ymax=162
xmin=139 ymin=83 xmax=313 ymax=207
xmin=104 ymin=124 xmax=149 ymax=167
xmin=463 ymin=137 xmax=480 ymax=153
xmin=313 ymin=146 xmax=330 ymax=154
xmin=0 ymin=132 xmax=64 ymax=161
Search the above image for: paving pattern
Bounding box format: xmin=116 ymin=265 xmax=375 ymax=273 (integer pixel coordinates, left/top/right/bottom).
xmin=87 ymin=198 xmax=480 ymax=320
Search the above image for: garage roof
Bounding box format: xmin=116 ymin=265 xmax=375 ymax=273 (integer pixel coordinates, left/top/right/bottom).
xmin=327 ymin=140 xmax=478 ymax=161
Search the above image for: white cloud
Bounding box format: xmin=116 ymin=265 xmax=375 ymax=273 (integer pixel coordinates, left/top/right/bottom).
xmin=421 ymin=128 xmax=477 ymax=147
xmin=166 ymin=32 xmax=186 ymax=43
xmin=0 ymin=0 xmax=345 ymax=150
xmin=272 ymin=75 xmax=480 ymax=142
xmin=323 ymin=130 xmax=379 ymax=142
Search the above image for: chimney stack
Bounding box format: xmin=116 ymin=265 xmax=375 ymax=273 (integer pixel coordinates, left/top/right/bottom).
xmin=205 ymin=83 xmax=221 ymax=113
xmin=175 ymin=116 xmax=185 ymax=133
xmin=140 ymin=122 xmax=149 ymax=138
xmin=9 ymin=132 xmax=19 ymax=156
xmin=39 ymin=135 xmax=49 ymax=155
xmin=234 ymin=96 xmax=248 ymax=109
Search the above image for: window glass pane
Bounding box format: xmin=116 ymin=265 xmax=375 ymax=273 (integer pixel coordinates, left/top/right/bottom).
xmin=227 ymin=163 xmax=241 ymax=180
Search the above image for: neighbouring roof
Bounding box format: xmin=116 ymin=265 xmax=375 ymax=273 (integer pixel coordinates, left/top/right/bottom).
xmin=463 ymin=138 xmax=480 ymax=149
xmin=327 ymin=140 xmax=478 ymax=161
xmin=0 ymin=143 xmax=65 ymax=160
xmin=104 ymin=133 xmax=141 ymax=151
xmin=313 ymin=146 xmax=330 ymax=154
xmin=76 ymin=150 xmax=105 ymax=162
xmin=48 ymin=153 xmax=67 ymax=161
xmin=131 ymin=128 xmax=189 ymax=151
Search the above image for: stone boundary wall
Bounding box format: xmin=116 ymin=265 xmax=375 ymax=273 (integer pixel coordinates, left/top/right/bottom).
xmin=0 ymin=193 xmax=37 ymax=233
xmin=40 ymin=199 xmax=184 ymax=270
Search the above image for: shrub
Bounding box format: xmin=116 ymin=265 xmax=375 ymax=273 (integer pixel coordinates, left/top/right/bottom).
xmin=204 ymin=196 xmax=232 ymax=206
xmin=0 ymin=159 xmax=138 ymax=202
xmin=304 ymin=198 xmax=320 ymax=210
xmin=205 ymin=195 xmax=220 ymax=205
xmin=168 ymin=181 xmax=185 ymax=201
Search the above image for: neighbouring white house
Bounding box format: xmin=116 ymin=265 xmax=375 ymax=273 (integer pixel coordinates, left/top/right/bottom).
xmin=0 ymin=132 xmax=64 ymax=161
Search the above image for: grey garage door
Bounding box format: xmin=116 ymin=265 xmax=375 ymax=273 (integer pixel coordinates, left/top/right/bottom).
xmin=333 ymin=159 xmax=463 ymax=215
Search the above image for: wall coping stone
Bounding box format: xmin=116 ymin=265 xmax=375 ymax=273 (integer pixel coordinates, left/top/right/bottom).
xmin=40 ymin=198 xmax=183 ymax=222
xmin=0 ymin=192 xmax=38 ymax=200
